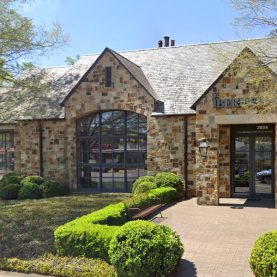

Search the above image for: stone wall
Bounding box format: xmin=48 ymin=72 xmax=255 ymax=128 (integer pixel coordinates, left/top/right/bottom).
xmin=218 ymin=125 xmax=231 ymax=197
xmin=195 ymin=49 xmax=276 ymax=206
xmin=147 ymin=115 xmax=185 ymax=176
xmin=15 ymin=120 xmax=67 ymax=181
xmin=147 ymin=114 xmax=196 ymax=196
xmin=15 ymin=121 xmax=40 ymax=175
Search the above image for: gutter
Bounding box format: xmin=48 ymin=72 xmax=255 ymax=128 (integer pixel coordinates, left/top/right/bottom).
xmin=38 ymin=120 xmax=44 ymax=177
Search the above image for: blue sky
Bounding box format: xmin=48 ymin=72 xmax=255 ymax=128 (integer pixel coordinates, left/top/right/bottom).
xmin=22 ymin=0 xmax=267 ymax=67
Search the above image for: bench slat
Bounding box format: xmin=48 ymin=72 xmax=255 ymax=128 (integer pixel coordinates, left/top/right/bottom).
xmin=131 ymin=204 xmax=164 ymax=220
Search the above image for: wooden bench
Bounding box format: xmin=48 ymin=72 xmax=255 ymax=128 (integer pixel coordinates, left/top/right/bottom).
xmin=124 ymin=195 xmax=165 ymax=220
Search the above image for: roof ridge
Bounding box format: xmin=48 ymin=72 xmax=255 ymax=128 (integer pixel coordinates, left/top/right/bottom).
xmin=38 ymin=65 xmax=72 ymax=70
xmin=107 ymin=47 xmax=141 ymax=69
xmin=80 ymin=37 xmax=275 ymax=57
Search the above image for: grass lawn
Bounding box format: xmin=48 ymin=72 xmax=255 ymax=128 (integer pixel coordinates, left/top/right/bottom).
xmin=0 ymin=193 xmax=129 ymax=260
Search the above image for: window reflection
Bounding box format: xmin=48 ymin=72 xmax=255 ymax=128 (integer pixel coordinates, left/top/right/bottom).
xmin=0 ymin=131 xmax=15 ymax=175
xmin=77 ymin=111 xmax=147 ymax=192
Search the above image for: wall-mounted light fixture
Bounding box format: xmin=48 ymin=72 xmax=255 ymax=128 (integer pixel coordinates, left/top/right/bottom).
xmin=199 ymin=139 xmax=209 ymax=158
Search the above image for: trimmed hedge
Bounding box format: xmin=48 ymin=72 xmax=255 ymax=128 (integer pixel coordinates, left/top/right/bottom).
xmin=123 ymin=193 xmax=153 ymax=210
xmin=0 ymin=254 xmax=117 ymax=277
xmin=109 ymin=220 xmax=184 ymax=277
xmin=0 ymin=173 xmax=68 ymax=200
xmin=20 ymin=175 xmax=45 ymax=186
xmin=54 ymin=185 xmax=180 ymax=265
xmin=41 ymin=180 xmax=69 ymax=198
xmin=0 ymin=183 xmax=21 ymax=200
xmin=148 ymin=187 xmax=177 ymax=204
xmin=0 ymin=172 xmax=23 ymax=187
xmin=155 ymin=172 xmax=184 ymax=193
xmin=250 ymin=230 xmax=277 ymax=277
xmin=54 ymin=202 xmax=128 ymax=261
xmin=133 ymin=181 xmax=157 ymax=195
xmin=131 ymin=176 xmax=156 ymax=194
xmin=18 ymin=182 xmax=42 ymax=199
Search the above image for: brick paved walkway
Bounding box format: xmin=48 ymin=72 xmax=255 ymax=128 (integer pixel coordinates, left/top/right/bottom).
xmin=158 ymin=198 xmax=277 ymax=277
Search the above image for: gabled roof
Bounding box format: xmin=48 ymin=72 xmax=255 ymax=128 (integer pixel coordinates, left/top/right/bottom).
xmin=0 ymin=37 xmax=276 ymax=123
xmin=108 ymin=48 xmax=159 ymax=100
xmin=191 ymin=46 xmax=277 ymax=109
xmin=61 ymin=47 xmax=159 ymax=105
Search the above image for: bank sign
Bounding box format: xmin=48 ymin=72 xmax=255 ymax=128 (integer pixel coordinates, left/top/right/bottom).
xmin=213 ymin=98 xmax=257 ymax=108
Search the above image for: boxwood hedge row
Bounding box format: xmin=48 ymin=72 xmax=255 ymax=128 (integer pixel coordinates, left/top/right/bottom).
xmin=0 ymin=172 xmax=68 ymax=200
xmin=54 ymin=187 xmax=178 ymax=263
xmin=54 ymin=202 xmax=128 ymax=261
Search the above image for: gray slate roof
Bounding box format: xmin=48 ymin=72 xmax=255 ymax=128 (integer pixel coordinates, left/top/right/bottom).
xmin=0 ymin=37 xmax=276 ymax=123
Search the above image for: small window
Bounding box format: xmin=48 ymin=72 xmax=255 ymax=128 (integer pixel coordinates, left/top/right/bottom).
xmin=105 ymin=67 xmax=112 ymax=87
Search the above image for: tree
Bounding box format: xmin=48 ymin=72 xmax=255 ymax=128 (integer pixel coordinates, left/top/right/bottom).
xmin=230 ymin=0 xmax=277 ymax=113
xmin=231 ymin=0 xmax=277 ymax=37
xmin=65 ymin=55 xmax=80 ymax=65
xmin=0 ymin=0 xmax=68 ymax=86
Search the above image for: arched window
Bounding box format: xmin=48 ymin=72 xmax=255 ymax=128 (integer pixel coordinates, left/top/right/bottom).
xmin=77 ymin=110 xmax=147 ymax=192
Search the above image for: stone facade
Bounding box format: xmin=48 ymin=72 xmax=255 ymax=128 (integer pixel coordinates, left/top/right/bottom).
xmin=14 ymin=120 xmax=67 ymax=182
xmin=11 ymin=50 xmax=196 ymax=194
xmin=7 ymin=46 xmax=277 ymax=207
xmin=195 ymin=49 xmax=277 ymax=205
xmin=148 ymin=115 xmax=185 ymax=176
xmin=64 ymin=51 xmax=156 ymax=190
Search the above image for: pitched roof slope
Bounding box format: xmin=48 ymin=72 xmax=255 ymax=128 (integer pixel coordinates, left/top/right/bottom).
xmin=0 ymin=37 xmax=276 ymax=123
xmin=121 ymin=37 xmax=277 ymax=114
xmin=108 ymin=48 xmax=159 ymax=100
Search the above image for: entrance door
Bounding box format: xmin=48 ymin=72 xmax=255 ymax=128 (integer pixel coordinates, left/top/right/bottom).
xmin=232 ymin=124 xmax=274 ymax=198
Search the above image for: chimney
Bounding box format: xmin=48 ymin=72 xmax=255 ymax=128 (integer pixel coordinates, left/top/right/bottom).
xmin=171 ymin=39 xmax=175 ymax=47
xmin=158 ymin=40 xmax=163 ymax=48
xmin=164 ymin=36 xmax=170 ymax=47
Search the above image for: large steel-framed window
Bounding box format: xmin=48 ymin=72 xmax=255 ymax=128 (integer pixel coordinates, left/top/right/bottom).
xmin=0 ymin=131 xmax=15 ymax=176
xmin=77 ymin=111 xmax=147 ymax=192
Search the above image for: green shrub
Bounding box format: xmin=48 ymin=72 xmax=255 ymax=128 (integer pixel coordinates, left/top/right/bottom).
xmin=109 ymin=220 xmax=184 ymax=277
xmin=21 ymin=175 xmax=45 ymax=186
xmin=148 ymin=187 xmax=177 ymax=204
xmin=55 ymin=202 xmax=128 ymax=261
xmin=155 ymin=172 xmax=184 ymax=193
xmin=18 ymin=182 xmax=42 ymax=199
xmin=250 ymin=230 xmax=277 ymax=277
xmin=133 ymin=181 xmax=157 ymax=195
xmin=123 ymin=193 xmax=153 ymax=210
xmin=0 ymin=183 xmax=21 ymax=200
xmin=0 ymin=172 xmax=23 ymax=187
xmin=131 ymin=176 xmax=155 ymax=194
xmin=0 ymin=254 xmax=117 ymax=277
xmin=41 ymin=180 xmax=69 ymax=198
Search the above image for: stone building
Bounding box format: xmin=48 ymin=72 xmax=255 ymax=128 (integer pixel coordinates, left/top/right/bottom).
xmin=0 ymin=37 xmax=277 ymax=206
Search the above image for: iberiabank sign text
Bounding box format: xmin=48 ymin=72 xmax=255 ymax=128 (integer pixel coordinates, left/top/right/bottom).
xmin=213 ymin=98 xmax=257 ymax=108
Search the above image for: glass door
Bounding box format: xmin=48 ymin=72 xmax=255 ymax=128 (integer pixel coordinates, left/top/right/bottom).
xmin=233 ymin=136 xmax=250 ymax=194
xmin=254 ymin=137 xmax=273 ymax=196
xmin=232 ymin=128 xmax=274 ymax=198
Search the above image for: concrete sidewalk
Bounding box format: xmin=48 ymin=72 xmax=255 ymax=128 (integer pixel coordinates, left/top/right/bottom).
xmin=157 ymin=198 xmax=277 ymax=277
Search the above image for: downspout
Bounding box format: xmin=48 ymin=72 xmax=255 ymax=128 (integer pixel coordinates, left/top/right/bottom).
xmin=38 ymin=120 xmax=44 ymax=177
xmin=184 ymin=115 xmax=188 ymax=198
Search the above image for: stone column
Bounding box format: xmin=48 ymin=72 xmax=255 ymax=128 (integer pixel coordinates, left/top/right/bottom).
xmin=196 ymin=122 xmax=219 ymax=205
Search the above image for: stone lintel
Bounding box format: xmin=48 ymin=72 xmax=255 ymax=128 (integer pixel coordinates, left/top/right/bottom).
xmin=215 ymin=114 xmax=277 ymax=125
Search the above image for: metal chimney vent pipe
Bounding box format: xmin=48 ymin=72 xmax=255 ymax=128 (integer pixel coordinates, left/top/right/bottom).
xmin=164 ymin=36 xmax=170 ymax=47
